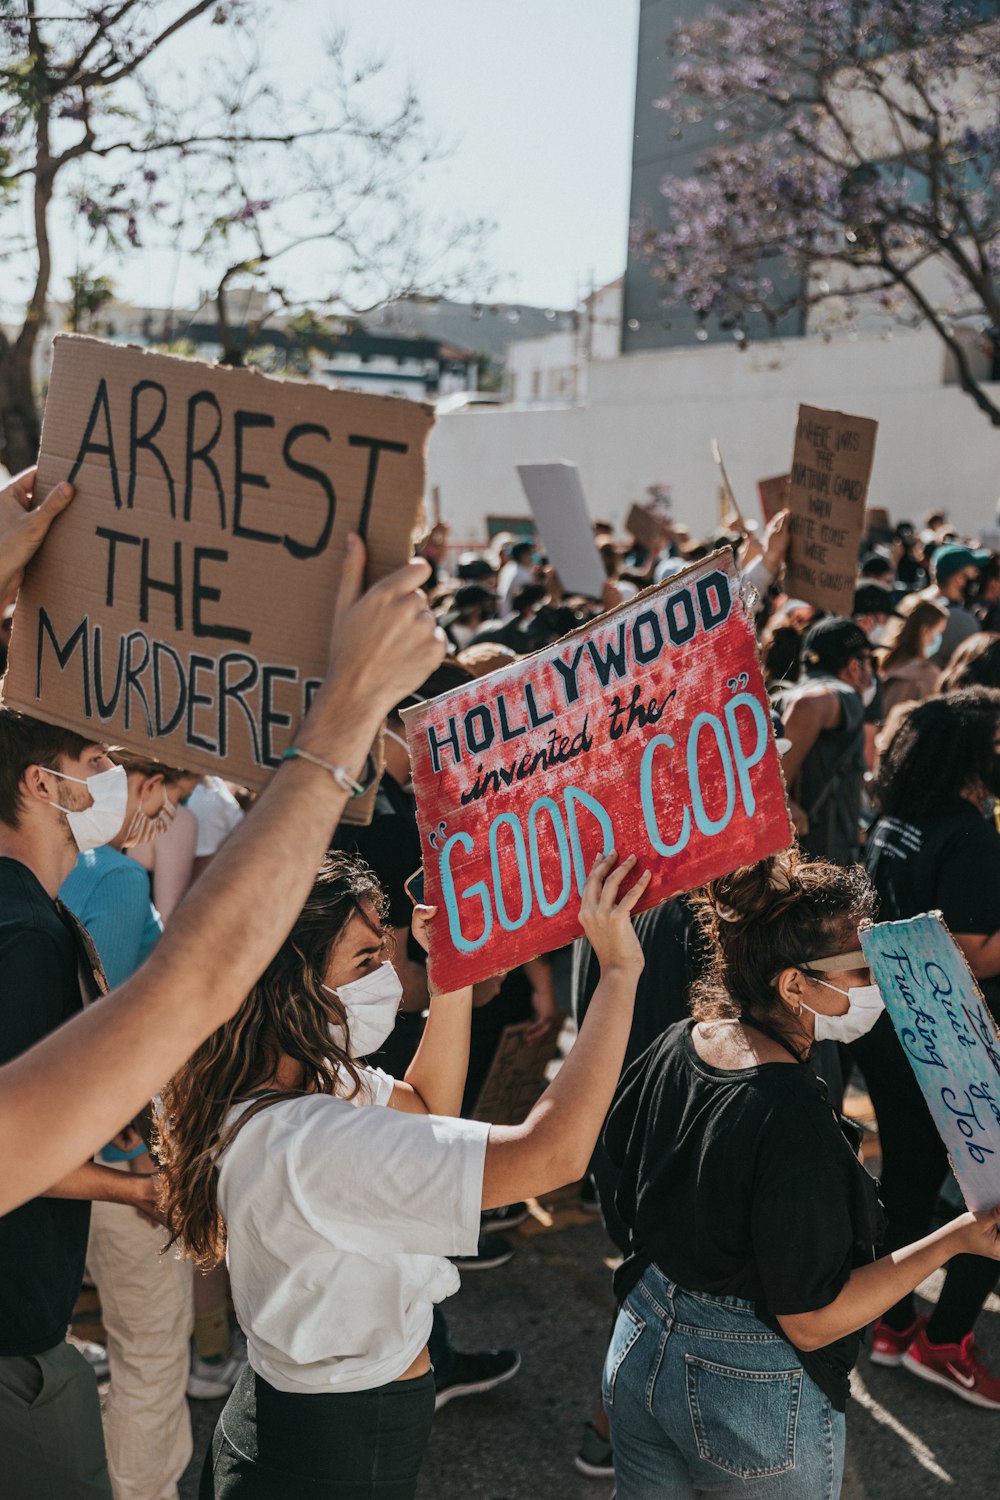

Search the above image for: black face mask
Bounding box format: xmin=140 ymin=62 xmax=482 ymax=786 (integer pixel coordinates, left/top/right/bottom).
xmin=964 ymin=577 xmax=982 ymax=607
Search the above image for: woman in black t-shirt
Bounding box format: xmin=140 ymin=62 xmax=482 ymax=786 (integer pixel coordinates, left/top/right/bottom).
xmin=856 ymin=688 xmax=1000 ymax=1404
xmin=602 ymin=849 xmax=1000 ymax=1500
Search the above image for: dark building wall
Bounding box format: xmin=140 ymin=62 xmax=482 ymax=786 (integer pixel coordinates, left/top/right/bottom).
xmin=622 ymin=0 xmax=805 ymax=353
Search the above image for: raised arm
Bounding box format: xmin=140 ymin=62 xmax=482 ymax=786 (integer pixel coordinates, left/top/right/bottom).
xmin=0 ymin=467 xmax=76 ymax=608
xmin=480 ymin=852 xmax=649 ymax=1209
xmin=0 ymin=537 xmax=447 ymax=1214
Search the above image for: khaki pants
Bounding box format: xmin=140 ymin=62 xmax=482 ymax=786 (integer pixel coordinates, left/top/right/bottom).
xmin=0 ymin=1340 xmax=113 ymax=1499
xmin=86 ymin=1195 xmax=194 ymax=1500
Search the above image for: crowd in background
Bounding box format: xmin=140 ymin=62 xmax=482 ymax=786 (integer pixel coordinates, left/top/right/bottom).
xmin=3 ymin=462 xmax=1000 ymax=1500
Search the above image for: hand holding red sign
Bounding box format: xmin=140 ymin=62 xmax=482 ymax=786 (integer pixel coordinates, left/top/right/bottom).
xmin=403 ymin=552 xmax=792 ymax=991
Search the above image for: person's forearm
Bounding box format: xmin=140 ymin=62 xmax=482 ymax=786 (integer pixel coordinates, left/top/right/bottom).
xmin=481 ymin=962 xmax=638 ymax=1209
xmin=954 ymin=930 xmax=1000 ymax=980
xmin=402 ymin=988 xmax=474 ymax=1116
xmin=43 ymin=1160 xmax=139 ymax=1206
xmin=779 ymin=1218 xmax=973 ymax=1351
xmin=0 ymin=694 xmax=378 ymax=1214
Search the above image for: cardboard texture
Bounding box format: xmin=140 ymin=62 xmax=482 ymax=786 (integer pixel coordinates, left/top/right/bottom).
xmin=516 ymin=463 xmax=607 ymax=600
xmin=785 ymin=404 xmax=878 ymax=615
xmin=626 ymin=503 xmax=670 ymax=554
xmin=711 ymin=438 xmax=747 ymax=533
xmin=5 ymin=336 xmax=434 ymax=818
xmin=861 ymin=912 xmax=1000 ymax=1212
xmin=403 ymin=551 xmax=793 ymax=991
xmin=757 ymin=474 xmax=790 ymax=526
xmin=471 ymin=1020 xmax=562 ymax=1126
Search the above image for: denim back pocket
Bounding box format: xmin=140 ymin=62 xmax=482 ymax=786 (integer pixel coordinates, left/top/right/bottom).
xmin=602 ymin=1302 xmax=645 ymax=1410
xmin=685 ymin=1354 xmax=801 ymax=1478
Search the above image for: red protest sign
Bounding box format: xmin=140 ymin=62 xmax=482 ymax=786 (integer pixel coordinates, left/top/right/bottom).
xmin=403 ymin=553 xmax=792 ymax=991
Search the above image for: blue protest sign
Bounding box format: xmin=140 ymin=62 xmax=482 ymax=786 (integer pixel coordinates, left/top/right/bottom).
xmin=860 ymin=912 xmax=1000 ymax=1212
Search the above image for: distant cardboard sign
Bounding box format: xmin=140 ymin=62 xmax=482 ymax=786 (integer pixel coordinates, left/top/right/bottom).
xmin=785 ymin=404 xmax=878 ymax=614
xmin=5 ymin=336 xmax=433 ymax=812
xmin=758 ymin=474 xmax=790 ymax=525
xmin=866 ymin=506 xmax=892 ymax=535
xmin=517 ymin=463 xmax=607 ymax=599
xmin=471 ymin=1020 xmax=562 ymax=1125
xmin=712 ymin=438 xmax=747 ymax=533
xmin=403 ymin=552 xmax=792 ymax=991
xmin=626 ymin=503 xmax=669 ymax=554
xmin=861 ymin=912 xmax=1000 ymax=1212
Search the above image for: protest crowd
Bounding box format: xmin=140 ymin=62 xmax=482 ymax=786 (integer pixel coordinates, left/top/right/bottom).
xmin=3 ymin=422 xmax=1000 ymax=1500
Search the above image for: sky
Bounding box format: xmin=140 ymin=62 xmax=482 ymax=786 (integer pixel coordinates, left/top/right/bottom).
xmin=2 ymin=0 xmax=641 ymax=320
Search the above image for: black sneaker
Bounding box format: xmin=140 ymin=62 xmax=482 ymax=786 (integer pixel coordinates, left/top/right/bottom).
xmin=434 ymin=1348 xmax=521 ymax=1411
xmin=481 ymin=1202 xmax=530 ymax=1234
xmin=451 ymin=1234 xmax=515 ymax=1271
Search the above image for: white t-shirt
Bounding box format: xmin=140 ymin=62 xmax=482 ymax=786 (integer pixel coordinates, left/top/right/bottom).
xmin=217 ymin=1081 xmax=489 ymax=1394
xmin=187 ymin=777 xmax=244 ymax=858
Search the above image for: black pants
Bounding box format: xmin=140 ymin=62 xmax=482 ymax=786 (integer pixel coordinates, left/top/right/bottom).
xmin=851 ymin=1012 xmax=999 ymax=1343
xmin=202 ymin=1364 xmax=436 ymax=1499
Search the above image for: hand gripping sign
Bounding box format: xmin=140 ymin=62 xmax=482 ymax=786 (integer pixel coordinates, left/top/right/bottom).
xmin=403 ymin=552 xmax=793 ymax=991
xmin=861 ymin=912 xmax=1000 ymax=1212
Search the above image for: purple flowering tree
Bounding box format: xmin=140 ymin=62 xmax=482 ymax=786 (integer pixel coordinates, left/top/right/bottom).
xmin=0 ymin=2 xmax=489 ymax=472
xmin=635 ymin=0 xmax=1000 ymax=425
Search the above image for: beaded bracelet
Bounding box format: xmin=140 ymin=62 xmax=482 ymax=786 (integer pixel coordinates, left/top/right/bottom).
xmin=281 ymin=746 xmax=377 ymax=798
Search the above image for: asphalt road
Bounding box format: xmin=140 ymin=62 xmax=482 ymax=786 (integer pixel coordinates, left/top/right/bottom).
xmin=179 ymin=1189 xmax=1000 ymax=1500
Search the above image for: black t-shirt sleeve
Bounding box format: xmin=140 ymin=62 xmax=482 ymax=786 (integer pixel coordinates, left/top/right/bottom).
xmin=933 ymin=823 xmax=1000 ymax=936
xmin=603 ymin=1039 xmax=658 ymax=1171
xmin=750 ymin=1097 xmax=857 ymax=1315
xmin=0 ymin=929 xmax=77 ymax=1066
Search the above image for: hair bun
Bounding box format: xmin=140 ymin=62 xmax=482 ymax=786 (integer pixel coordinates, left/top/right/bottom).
xmin=707 ymin=852 xmax=796 ymax=925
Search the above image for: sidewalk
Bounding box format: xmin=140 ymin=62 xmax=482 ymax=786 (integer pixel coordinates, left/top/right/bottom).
xmin=178 ymin=1182 xmax=1000 ymax=1499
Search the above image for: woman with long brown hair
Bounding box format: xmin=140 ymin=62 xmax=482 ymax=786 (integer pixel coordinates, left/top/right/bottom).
xmin=159 ymin=847 xmax=649 ymax=1499
xmin=877 ymin=597 xmax=947 ymax=714
xmin=601 ymin=848 xmax=1000 ymax=1499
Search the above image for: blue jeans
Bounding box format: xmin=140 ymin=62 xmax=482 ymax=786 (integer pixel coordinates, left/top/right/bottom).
xmin=604 ymin=1266 xmax=845 ymax=1498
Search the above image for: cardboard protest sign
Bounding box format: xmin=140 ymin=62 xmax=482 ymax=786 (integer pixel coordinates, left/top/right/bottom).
xmin=516 ymin=463 xmax=607 ymax=600
xmin=861 ymin=913 xmax=1000 ymax=1212
xmin=711 ymin=438 xmax=747 ymax=534
xmin=403 ymin=552 xmax=793 ymax=991
xmin=757 ymin=474 xmax=790 ymax=526
xmin=784 ymin=404 xmax=878 ymax=615
xmin=626 ymin=503 xmax=670 ymax=554
xmin=5 ymin=336 xmax=433 ymax=814
xmin=471 ymin=1020 xmax=562 ymax=1126
xmin=866 ymin=505 xmax=892 ymax=535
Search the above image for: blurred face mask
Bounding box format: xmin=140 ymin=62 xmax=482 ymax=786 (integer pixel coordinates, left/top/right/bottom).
xmin=800 ymin=978 xmax=885 ymax=1044
xmin=861 ymin=680 xmax=877 ymax=707
xmin=46 ymin=764 xmax=128 ymax=852
xmin=322 ymin=961 xmax=402 ymax=1058
xmin=867 ymin=623 xmax=892 ymax=646
xmin=924 ymin=633 xmax=943 ymax=659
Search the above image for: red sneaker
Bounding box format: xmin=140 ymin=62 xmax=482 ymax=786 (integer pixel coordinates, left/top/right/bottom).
xmin=902 ymin=1327 xmax=1000 ymax=1409
xmin=869 ymin=1314 xmax=927 ymax=1368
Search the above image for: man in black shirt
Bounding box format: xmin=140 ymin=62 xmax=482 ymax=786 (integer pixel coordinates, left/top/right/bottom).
xmin=0 ymin=711 xmax=159 ymax=1499
xmin=772 ymin=617 xmax=874 ymax=867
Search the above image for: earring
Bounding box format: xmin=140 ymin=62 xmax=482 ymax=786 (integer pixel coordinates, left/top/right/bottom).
xmin=792 ymin=1001 xmax=803 ymax=1018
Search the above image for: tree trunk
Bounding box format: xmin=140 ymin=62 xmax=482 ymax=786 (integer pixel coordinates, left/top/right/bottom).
xmin=0 ymin=333 xmax=42 ymax=475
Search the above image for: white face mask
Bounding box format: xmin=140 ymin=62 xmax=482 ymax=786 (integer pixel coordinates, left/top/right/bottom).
xmin=868 ymin=623 xmax=892 ymax=646
xmin=801 ymin=979 xmax=885 ymax=1044
xmin=861 ymin=680 xmax=877 ymax=707
xmin=322 ymin=961 xmax=402 ymax=1058
xmin=47 ymin=764 xmax=128 ymax=852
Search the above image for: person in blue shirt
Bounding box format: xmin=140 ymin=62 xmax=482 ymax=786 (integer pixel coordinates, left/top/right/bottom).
xmin=60 ymin=751 xmax=195 ymax=1500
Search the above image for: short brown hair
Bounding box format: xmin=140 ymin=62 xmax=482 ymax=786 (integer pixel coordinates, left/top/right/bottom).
xmin=0 ymin=708 xmax=98 ymax=830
